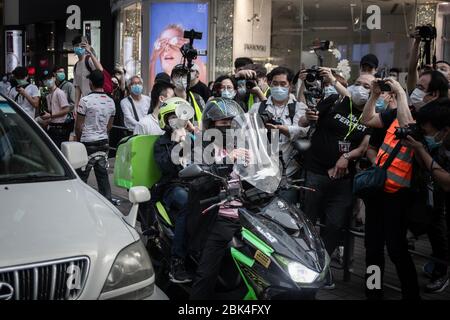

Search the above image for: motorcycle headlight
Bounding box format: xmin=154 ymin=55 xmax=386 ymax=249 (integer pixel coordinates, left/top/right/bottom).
xmin=287 ymin=262 xmax=319 ymax=284
xmin=102 ymin=241 xmax=154 ymax=294
xmin=275 ymin=254 xmax=319 ymax=284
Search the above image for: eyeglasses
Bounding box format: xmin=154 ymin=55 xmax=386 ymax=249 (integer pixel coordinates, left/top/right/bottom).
xmin=154 ymin=37 xmax=187 ymax=50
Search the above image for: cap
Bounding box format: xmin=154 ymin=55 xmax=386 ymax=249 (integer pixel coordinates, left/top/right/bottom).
xmin=86 ymin=69 xmax=104 ymax=82
xmin=360 ymin=54 xmax=379 ymax=69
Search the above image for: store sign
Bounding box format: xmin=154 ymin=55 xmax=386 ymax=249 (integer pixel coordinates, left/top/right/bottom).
xmin=66 ymin=5 xmax=81 ymax=30
xmin=244 ymin=44 xmax=267 ymax=52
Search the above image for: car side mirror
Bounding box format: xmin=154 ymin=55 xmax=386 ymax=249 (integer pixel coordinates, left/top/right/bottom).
xmin=61 ymin=142 xmax=88 ymax=169
xmin=125 ymin=186 xmax=151 ymax=228
xmin=179 ymin=164 xmax=204 ymax=179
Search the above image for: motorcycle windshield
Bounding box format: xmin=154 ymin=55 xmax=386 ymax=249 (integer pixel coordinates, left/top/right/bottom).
xmin=230 ymin=113 xmax=281 ymax=194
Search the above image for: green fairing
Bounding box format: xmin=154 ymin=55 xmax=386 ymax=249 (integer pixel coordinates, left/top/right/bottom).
xmin=230 ymin=248 xmax=257 ymax=300
xmin=114 ymin=135 xmax=162 ymax=189
xmin=242 ymin=228 xmax=274 ymax=256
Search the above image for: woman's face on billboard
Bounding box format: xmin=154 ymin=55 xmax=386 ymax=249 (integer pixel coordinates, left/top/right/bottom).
xmin=157 ymin=28 xmax=185 ymax=74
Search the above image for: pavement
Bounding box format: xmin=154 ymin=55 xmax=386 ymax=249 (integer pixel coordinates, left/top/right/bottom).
xmin=84 ymin=159 xmax=450 ymax=300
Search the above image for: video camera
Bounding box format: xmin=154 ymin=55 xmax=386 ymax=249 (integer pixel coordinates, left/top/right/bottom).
xmin=416 ymin=25 xmax=437 ymax=42
xmin=180 ymin=29 xmax=207 ymax=62
xmin=259 ymin=111 xmax=283 ymax=127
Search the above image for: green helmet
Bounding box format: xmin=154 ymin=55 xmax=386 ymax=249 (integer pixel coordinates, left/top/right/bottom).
xmin=158 ymin=97 xmax=192 ymax=129
xmin=202 ymin=97 xmax=244 ymax=130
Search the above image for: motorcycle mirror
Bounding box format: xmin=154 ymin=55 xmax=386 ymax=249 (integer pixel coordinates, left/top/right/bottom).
xmin=179 ymin=164 xmax=204 ymax=178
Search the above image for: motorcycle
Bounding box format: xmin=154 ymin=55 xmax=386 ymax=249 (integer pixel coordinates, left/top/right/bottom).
xmin=146 ymin=113 xmax=330 ymax=300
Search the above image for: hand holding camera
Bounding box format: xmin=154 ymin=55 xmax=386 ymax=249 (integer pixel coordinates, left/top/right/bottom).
xmin=305 ymin=108 xmax=319 ymax=123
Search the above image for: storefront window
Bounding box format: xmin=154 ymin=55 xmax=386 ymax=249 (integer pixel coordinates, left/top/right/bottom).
xmin=119 ymin=2 xmax=142 ymax=79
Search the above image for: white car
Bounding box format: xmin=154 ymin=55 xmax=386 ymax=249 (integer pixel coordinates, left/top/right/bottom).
xmin=0 ymin=94 xmax=167 ymax=300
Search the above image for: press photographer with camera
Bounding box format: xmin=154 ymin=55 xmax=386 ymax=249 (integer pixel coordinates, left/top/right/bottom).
xmin=400 ymin=100 xmax=450 ymax=293
xmin=8 ymin=66 xmax=40 ymax=120
xmin=299 ymin=73 xmax=373 ymax=289
xmin=359 ymin=77 xmax=422 ymax=299
xmin=409 ymin=70 xmax=449 ymax=111
xmin=233 ymin=66 xmax=269 ymax=112
xmin=249 ymin=66 xmax=309 ymax=204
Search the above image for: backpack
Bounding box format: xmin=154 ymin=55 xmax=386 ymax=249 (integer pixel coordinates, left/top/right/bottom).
xmin=74 ymin=55 xmax=113 ymax=95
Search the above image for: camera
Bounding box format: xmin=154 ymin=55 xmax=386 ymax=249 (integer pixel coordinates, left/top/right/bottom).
xmin=394 ymin=124 xmax=422 ymax=140
xmin=416 ymin=25 xmax=437 ymax=42
xmin=180 ymin=29 xmax=207 ymax=61
xmin=305 ymin=65 xmax=323 ymax=83
xmin=259 ymin=111 xmax=283 ymax=127
xmin=377 ymin=80 xmax=391 ymax=92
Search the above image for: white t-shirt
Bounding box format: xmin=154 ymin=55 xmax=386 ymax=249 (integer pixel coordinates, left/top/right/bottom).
xmin=120 ymin=95 xmax=151 ymax=131
xmin=46 ymin=87 xmax=70 ymax=124
xmin=134 ymin=114 xmax=164 ymax=136
xmin=8 ymin=84 xmax=41 ymax=119
xmin=73 ymin=56 xmax=97 ymax=97
xmin=77 ymin=92 xmax=116 ymax=143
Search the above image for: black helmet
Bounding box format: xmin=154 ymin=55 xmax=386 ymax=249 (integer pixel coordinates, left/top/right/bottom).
xmin=202 ymin=98 xmax=244 ymax=130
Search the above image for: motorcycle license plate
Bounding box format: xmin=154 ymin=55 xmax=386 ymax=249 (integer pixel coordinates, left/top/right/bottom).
xmin=254 ymin=250 xmax=271 ymax=269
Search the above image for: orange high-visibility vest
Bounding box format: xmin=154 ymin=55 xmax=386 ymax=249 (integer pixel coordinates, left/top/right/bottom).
xmin=376 ymin=119 xmax=414 ymax=193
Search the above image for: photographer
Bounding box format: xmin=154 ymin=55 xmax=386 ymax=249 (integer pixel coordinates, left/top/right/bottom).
xmin=299 ymin=73 xmax=373 ymax=289
xmin=409 ymin=70 xmax=448 ymax=111
xmin=243 ymin=64 xmax=271 ymax=110
xmin=360 ymin=77 xmax=421 ymax=300
xmin=8 ymin=66 xmax=40 ymax=120
xmin=249 ymin=67 xmax=308 ymax=204
xmin=211 ymin=75 xmax=246 ymax=110
xmin=401 ymin=100 xmax=450 ymax=293
xmin=234 ymin=57 xmax=254 ymax=73
xmin=233 ymin=67 xmax=268 ymax=111
xmin=360 ymin=54 xmax=379 ymax=76
xmin=171 ymin=64 xmax=205 ymax=125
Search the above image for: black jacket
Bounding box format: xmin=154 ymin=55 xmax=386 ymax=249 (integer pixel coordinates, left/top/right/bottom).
xmin=154 ymin=131 xmax=184 ymax=188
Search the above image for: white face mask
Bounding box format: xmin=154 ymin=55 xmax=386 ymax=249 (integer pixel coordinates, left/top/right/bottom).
xmin=221 ymin=89 xmax=236 ymax=100
xmin=409 ymin=88 xmax=427 ymax=110
xmin=173 ymin=77 xmax=188 ymax=90
xmin=348 ymin=85 xmax=370 ymax=106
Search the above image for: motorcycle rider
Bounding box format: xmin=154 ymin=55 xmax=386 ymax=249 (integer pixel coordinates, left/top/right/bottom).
xmin=154 ymin=97 xmax=196 ymax=283
xmin=190 ymin=97 xmax=248 ymax=300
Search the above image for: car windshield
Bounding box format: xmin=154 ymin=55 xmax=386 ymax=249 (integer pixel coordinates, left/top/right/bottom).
xmin=0 ymin=99 xmax=70 ymax=184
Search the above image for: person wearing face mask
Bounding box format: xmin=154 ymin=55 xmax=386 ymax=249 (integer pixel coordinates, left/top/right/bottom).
xmin=54 ymin=67 xmax=75 ymax=114
xmin=232 ymin=65 xmax=268 ymax=111
xmin=409 ymin=70 xmax=448 ymax=111
xmin=250 ymin=67 xmax=308 ymax=204
xmin=299 ymin=74 xmax=373 ymax=289
xmin=40 ymin=69 xmax=72 ymax=148
xmin=134 ymin=80 xmax=175 ymax=135
xmin=189 ymin=64 xmax=211 ymax=103
xmin=361 ymin=77 xmax=425 ymax=300
xmin=120 ymin=76 xmax=151 ymax=134
xmin=8 ymin=66 xmax=40 ymax=120
xmin=170 ymin=64 xmax=205 ymax=125
xmin=0 ymin=73 xmax=11 ymax=96
xmin=72 ymin=35 xmax=103 ymax=113
xmin=154 ymin=97 xmax=197 ymax=284
xmin=401 ymin=101 xmax=450 ymax=294
xmin=211 ymin=75 xmax=246 ymax=110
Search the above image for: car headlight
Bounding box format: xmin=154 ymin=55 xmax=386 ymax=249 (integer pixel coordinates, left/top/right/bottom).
xmin=275 ymin=254 xmax=319 ymax=284
xmin=102 ymin=241 xmax=154 ymax=294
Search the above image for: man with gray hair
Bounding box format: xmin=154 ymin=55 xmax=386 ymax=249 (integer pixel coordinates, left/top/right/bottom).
xmin=120 ymin=75 xmax=151 ymax=134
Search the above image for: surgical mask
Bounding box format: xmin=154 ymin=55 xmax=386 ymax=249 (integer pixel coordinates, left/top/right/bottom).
xmin=44 ymin=79 xmax=55 ymax=88
xmin=56 ymin=72 xmax=66 ymax=82
xmin=271 ymin=86 xmax=290 ymax=101
xmin=74 ymin=47 xmax=86 ymax=56
xmin=221 ymin=89 xmax=236 ymax=100
xmin=424 ymin=134 xmax=442 ymax=150
xmin=173 ymin=77 xmax=188 ymax=90
xmin=131 ymin=84 xmax=143 ymax=95
xmin=324 ymin=85 xmax=338 ymax=98
xmin=409 ymin=88 xmax=427 ymax=110
xmin=375 ymin=97 xmax=388 ymax=113
xmin=237 ymin=87 xmax=247 ymax=97
xmin=17 ymin=79 xmax=28 ymax=86
xmin=348 ymin=85 xmax=370 ymax=106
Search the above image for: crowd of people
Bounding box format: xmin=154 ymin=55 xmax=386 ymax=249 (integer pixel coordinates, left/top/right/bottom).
xmin=1 ymin=32 xmax=450 ymax=300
